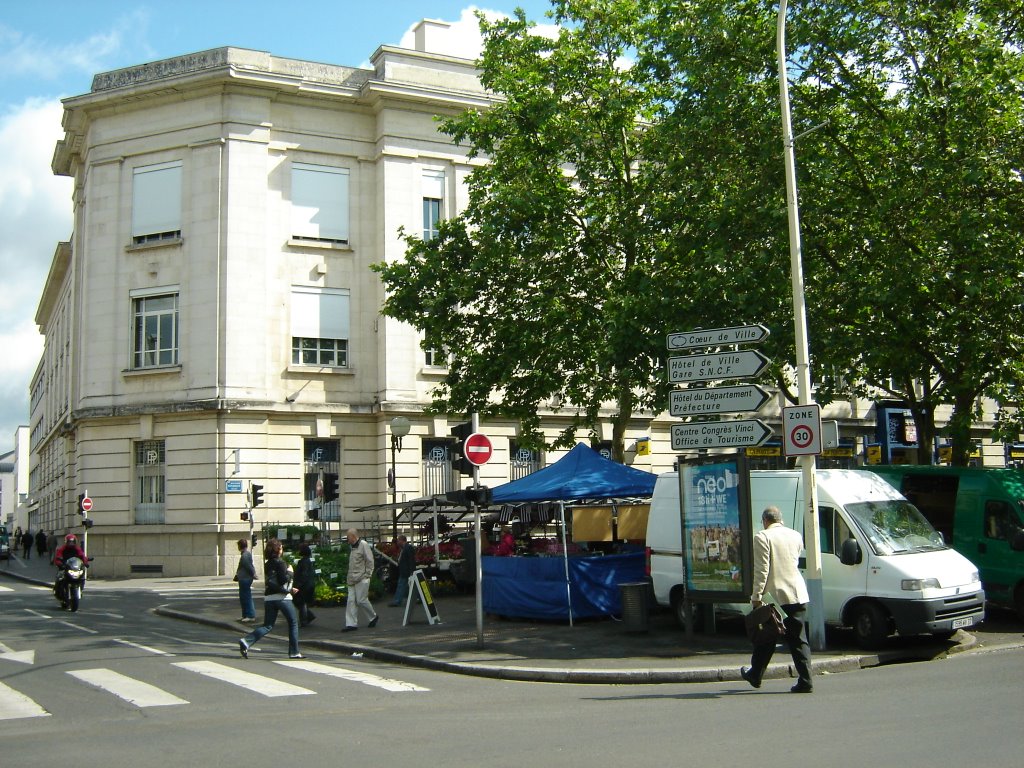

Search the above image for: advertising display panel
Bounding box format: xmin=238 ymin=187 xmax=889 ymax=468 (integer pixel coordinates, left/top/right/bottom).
xmin=678 ymin=453 xmax=754 ymax=602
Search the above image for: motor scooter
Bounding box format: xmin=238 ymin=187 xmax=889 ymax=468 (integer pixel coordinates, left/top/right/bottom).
xmin=55 ymin=556 xmax=88 ymax=612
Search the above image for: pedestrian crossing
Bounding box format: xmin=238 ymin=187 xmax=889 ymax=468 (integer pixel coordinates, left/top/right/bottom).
xmin=1 ymin=651 xmax=430 ymax=721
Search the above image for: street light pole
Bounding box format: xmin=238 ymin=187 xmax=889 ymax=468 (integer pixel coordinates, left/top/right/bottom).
xmin=389 ymin=416 xmax=411 ymax=538
xmin=777 ymin=0 xmax=825 ymax=651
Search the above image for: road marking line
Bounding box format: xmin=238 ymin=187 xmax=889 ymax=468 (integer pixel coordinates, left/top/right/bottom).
xmin=0 ymin=585 xmax=12 ymax=592
xmin=273 ymin=660 xmax=430 ymax=692
xmin=56 ymin=620 xmax=98 ymax=634
xmin=68 ymin=668 xmax=189 ymax=707
xmin=0 ymin=681 xmax=50 ymax=720
xmin=172 ymin=660 xmax=315 ymax=698
xmin=24 ymin=609 xmax=52 ymax=619
xmin=113 ymin=638 xmax=174 ymax=656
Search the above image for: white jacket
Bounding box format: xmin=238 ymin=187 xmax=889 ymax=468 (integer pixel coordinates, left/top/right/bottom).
xmin=750 ymin=522 xmax=810 ymax=606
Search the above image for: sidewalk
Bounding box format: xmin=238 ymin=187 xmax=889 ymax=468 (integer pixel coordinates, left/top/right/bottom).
xmin=1 ymin=553 xmax=977 ymax=685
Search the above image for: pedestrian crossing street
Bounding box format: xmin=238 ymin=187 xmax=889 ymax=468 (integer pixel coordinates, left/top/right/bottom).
xmin=1 ymin=653 xmax=429 ymax=721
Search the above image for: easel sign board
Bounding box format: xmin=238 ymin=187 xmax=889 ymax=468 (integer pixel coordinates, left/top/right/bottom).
xmin=403 ymin=569 xmax=442 ymax=626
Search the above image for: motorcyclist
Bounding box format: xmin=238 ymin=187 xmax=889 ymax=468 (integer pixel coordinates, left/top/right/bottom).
xmin=54 ymin=534 xmax=88 ymax=597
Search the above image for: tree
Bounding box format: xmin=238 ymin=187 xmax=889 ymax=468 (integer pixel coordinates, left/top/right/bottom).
xmin=646 ymin=0 xmax=1024 ymax=465
xmin=374 ymin=1 xmax=707 ymax=461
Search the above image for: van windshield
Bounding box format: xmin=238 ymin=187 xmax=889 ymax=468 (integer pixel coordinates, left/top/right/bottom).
xmin=845 ymin=500 xmax=946 ymax=555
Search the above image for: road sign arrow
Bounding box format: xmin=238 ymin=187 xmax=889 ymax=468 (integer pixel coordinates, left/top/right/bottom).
xmin=669 ymin=384 xmax=772 ymax=417
xmin=667 ymin=324 xmax=770 ymax=350
xmin=0 ymin=642 xmax=35 ymax=665
xmin=667 ymin=349 xmax=771 ymax=384
xmin=670 ymin=419 xmax=773 ymax=451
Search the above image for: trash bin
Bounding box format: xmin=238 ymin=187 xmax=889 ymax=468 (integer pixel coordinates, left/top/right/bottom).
xmin=619 ymin=581 xmax=649 ymax=633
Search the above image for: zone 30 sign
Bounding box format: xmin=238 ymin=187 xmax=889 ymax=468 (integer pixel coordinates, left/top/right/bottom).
xmin=783 ymin=404 xmax=822 ymax=456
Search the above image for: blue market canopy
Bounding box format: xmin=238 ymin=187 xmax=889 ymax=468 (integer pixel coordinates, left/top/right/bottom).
xmin=491 ymin=443 xmax=657 ymax=503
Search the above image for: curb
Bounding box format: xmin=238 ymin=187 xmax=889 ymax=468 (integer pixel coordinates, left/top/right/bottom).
xmin=153 ymin=605 xmax=909 ymax=685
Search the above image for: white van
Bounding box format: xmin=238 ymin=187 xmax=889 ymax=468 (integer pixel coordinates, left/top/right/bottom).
xmin=647 ymin=469 xmax=986 ymax=649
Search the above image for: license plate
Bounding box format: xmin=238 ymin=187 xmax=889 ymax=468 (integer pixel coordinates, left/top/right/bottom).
xmin=951 ymin=617 xmax=973 ymax=630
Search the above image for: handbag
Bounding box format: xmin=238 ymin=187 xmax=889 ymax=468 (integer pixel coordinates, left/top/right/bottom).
xmin=745 ymin=604 xmax=787 ymax=645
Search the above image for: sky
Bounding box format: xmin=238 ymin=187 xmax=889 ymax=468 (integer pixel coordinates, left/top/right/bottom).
xmin=0 ymin=0 xmax=557 ymax=455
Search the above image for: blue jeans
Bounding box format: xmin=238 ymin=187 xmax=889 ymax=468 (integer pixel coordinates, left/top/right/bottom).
xmin=391 ymin=573 xmax=411 ymax=606
xmin=237 ymin=578 xmax=256 ymax=619
xmin=243 ymin=599 xmax=299 ymax=656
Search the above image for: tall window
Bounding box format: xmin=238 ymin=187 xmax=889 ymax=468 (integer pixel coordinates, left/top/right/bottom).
xmin=291 ymin=162 xmax=350 ymax=243
xmin=422 ymin=439 xmax=455 ymax=496
xmin=291 ymin=287 xmax=350 ymax=368
xmin=132 ymin=291 xmax=179 ymax=369
xmin=132 ymin=161 xmax=182 ymax=244
xmin=134 ymin=440 xmax=165 ymax=524
xmin=304 ymin=439 xmax=340 ymax=523
xmin=422 ymin=170 xmax=445 ymax=241
xmin=510 ymin=441 xmax=542 ymax=481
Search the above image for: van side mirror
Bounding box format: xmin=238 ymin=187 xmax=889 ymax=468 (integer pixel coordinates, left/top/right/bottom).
xmin=840 ymin=538 xmax=862 ymax=566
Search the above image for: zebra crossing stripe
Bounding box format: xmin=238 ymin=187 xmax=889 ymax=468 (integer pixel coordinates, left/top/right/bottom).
xmin=274 ymin=660 xmax=430 ymax=692
xmin=172 ymin=660 xmax=315 ymax=698
xmin=0 ymin=681 xmax=50 ymax=721
xmin=0 ymin=585 xmax=13 ymax=592
xmin=67 ymin=669 xmax=189 ymax=708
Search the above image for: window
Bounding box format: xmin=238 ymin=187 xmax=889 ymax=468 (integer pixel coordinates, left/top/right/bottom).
xmin=291 ymin=287 xmax=350 ymax=368
xmin=132 ymin=292 xmax=179 ymax=369
xmin=510 ymin=441 xmax=541 ymax=481
xmin=984 ymin=500 xmax=1021 ymax=541
xmin=422 ymin=439 xmax=455 ymax=496
xmin=423 ymin=332 xmax=449 ymax=368
xmin=422 ymin=170 xmax=444 ymax=241
xmin=291 ymin=162 xmax=349 ymax=243
xmin=132 ymin=161 xmax=182 ymax=243
xmin=304 ymin=440 xmax=340 ymax=523
xmin=134 ymin=440 xmax=165 ymax=524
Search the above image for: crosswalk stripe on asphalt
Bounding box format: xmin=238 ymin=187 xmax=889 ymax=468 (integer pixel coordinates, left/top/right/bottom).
xmin=274 ymin=659 xmax=430 ymax=692
xmin=0 ymin=681 xmax=50 ymax=721
xmin=172 ymin=660 xmax=316 ymax=697
xmin=67 ymin=668 xmax=189 ymax=707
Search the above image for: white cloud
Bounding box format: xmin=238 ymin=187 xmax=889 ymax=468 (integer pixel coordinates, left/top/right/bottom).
xmin=398 ymin=5 xmax=559 ymax=59
xmin=0 ymin=98 xmax=72 ymax=448
xmin=0 ymin=11 xmax=152 ymax=85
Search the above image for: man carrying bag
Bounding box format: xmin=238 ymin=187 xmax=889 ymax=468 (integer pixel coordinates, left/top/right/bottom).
xmin=740 ymin=506 xmax=814 ymax=693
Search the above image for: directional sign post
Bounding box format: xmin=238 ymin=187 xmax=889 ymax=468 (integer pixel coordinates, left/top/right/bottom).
xmin=669 ymin=384 xmax=772 ymax=417
xmin=670 ymin=420 xmax=773 ymax=451
xmin=668 ymin=350 xmax=771 ymax=384
xmin=667 ymin=324 xmax=770 ymax=351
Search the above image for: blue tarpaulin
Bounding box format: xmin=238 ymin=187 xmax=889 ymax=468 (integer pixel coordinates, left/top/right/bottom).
xmin=491 ymin=443 xmax=657 ymax=503
xmin=486 ymin=445 xmax=656 ymax=622
xmin=482 ymin=552 xmax=646 ymax=620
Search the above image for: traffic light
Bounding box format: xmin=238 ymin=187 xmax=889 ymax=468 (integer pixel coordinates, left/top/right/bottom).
xmin=323 ymin=474 xmax=339 ymax=504
xmin=82 ymin=518 xmax=94 ymax=529
xmin=307 ymin=508 xmax=320 ymax=521
xmin=78 ymin=494 xmax=86 ymax=514
xmin=450 ymin=421 xmax=473 ymax=476
xmin=240 ymin=511 xmax=250 ymax=522
xmin=251 ymin=483 xmax=264 ymax=508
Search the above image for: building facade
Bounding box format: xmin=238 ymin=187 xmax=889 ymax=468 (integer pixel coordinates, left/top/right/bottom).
xmin=33 ymin=25 xmax=1010 ymax=578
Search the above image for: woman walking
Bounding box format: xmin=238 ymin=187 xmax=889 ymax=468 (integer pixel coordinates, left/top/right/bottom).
xmin=234 ymin=538 xmax=257 ymax=623
xmin=238 ymin=538 xmax=304 ymax=659
xmin=293 ymin=544 xmax=317 ymax=627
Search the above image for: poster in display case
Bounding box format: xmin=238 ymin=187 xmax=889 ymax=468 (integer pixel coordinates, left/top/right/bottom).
xmin=678 ymin=452 xmax=754 ymax=602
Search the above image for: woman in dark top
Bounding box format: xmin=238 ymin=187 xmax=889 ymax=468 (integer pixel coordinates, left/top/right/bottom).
xmin=238 ymin=538 xmax=303 ymax=659
xmin=293 ymin=544 xmax=317 ymax=627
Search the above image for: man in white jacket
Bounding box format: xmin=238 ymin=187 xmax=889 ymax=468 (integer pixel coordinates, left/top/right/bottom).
xmin=740 ymin=506 xmax=814 ymax=693
xmin=342 ymin=528 xmax=379 ymax=632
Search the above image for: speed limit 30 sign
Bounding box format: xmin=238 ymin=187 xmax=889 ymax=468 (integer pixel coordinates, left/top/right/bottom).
xmin=783 ymin=404 xmax=822 ymax=456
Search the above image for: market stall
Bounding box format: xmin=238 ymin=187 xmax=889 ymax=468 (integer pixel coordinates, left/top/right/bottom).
xmin=486 ymin=444 xmax=657 ymax=623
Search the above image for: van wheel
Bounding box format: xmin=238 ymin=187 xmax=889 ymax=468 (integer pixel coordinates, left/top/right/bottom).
xmin=1014 ymin=583 xmax=1024 ymax=622
xmin=852 ymin=602 xmax=890 ymax=650
xmin=670 ymin=593 xmax=707 ymax=631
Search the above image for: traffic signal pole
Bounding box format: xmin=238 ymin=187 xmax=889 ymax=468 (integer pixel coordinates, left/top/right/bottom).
xmin=471 ymin=412 xmax=485 ymax=648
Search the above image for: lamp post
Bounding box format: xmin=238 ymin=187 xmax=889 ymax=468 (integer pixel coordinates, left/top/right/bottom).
xmin=777 ymin=0 xmax=825 ymax=651
xmin=389 ymin=416 xmax=411 ymax=537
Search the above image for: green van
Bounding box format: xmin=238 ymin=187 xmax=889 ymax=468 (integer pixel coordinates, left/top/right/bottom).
xmin=867 ymin=466 xmax=1024 ymax=619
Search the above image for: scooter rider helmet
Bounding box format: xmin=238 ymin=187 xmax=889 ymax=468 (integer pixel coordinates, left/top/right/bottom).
xmin=65 ymin=534 xmax=77 ymax=544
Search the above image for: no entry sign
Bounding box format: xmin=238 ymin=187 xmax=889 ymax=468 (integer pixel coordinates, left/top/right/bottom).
xmin=463 ymin=432 xmax=493 ymax=466
xmin=81 ymin=496 xmax=94 ymax=512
